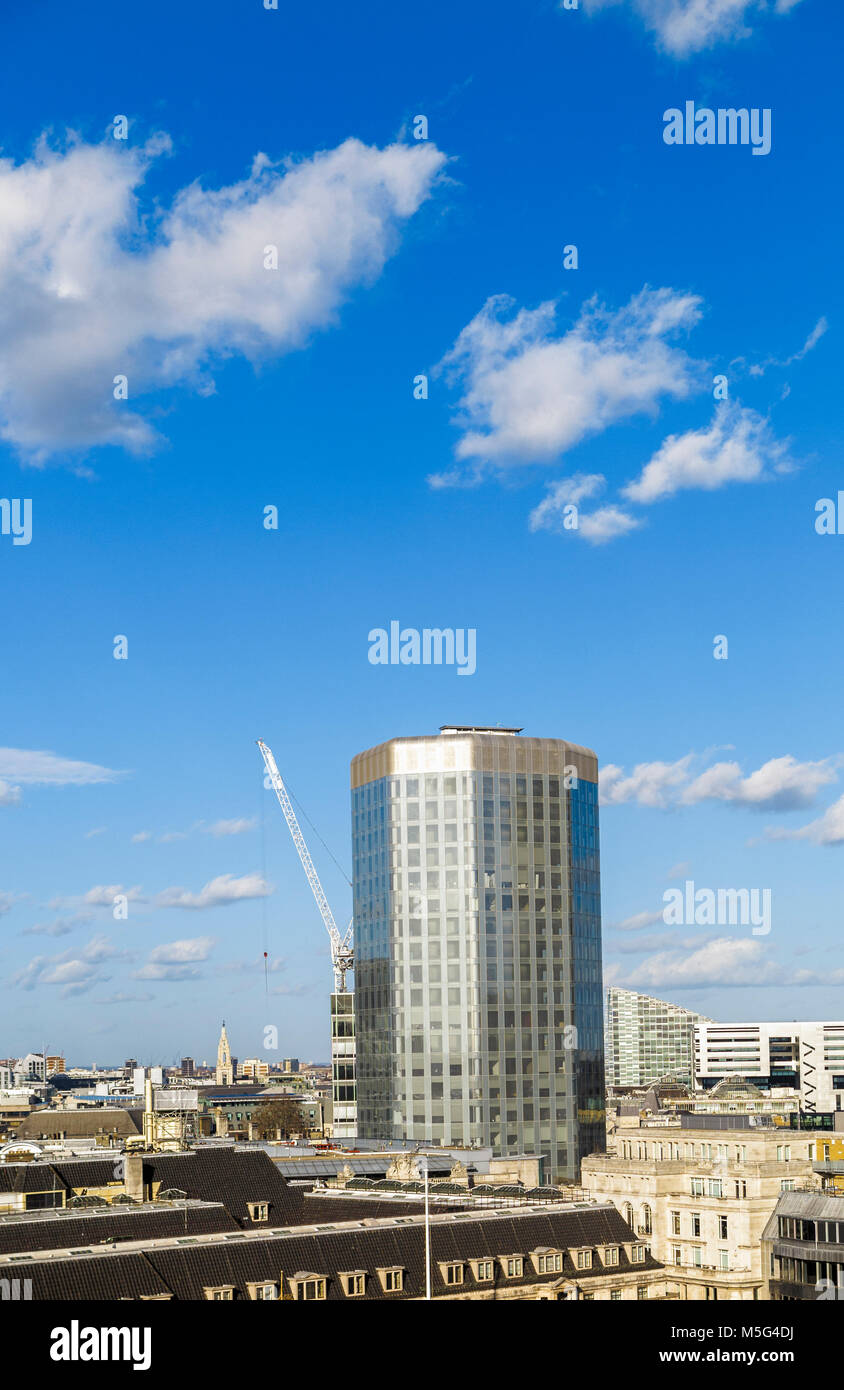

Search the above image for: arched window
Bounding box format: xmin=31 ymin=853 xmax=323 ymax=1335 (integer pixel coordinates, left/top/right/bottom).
xmin=641 ymin=1204 xmax=652 ymax=1235
xmin=623 ymin=1202 xmax=634 ymax=1229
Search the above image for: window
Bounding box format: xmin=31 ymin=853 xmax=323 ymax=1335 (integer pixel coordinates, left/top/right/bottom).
xmin=501 ymin=1256 xmax=524 ymax=1278
xmin=247 ymin=1202 xmax=269 ymax=1222
xmin=610 ymin=1289 xmax=622 ymax=1301
xmin=294 ymin=1276 xmax=327 ymax=1301
xmin=671 ymin=1210 xmax=681 ymax=1236
xmin=734 ymin=1180 xmax=747 ymax=1199
xmin=247 ymin=1283 xmax=277 ymax=1301
xmin=535 ymin=1251 xmax=563 ymax=1274
xmin=641 ymin=1205 xmax=652 ymax=1235
xmin=204 ymin=1286 xmax=234 ymax=1301
xmin=776 ymin=1145 xmax=791 ymax=1162
xmin=637 ymin=1285 xmax=648 ymax=1300
xmin=691 ymin=1178 xmax=704 ymax=1197
xmin=691 ymin=1213 xmax=701 ymax=1238
xmin=692 ymin=1247 xmax=702 ymax=1268
xmin=603 ymin=1247 xmax=619 ymax=1267
xmin=631 ymin=1245 xmax=645 ymax=1263
xmin=442 ymin=1263 xmax=464 ymax=1286
xmin=378 ymin=1267 xmax=404 ymax=1293
xmin=672 ymin=1246 xmax=682 ymax=1267
xmin=718 ymin=1250 xmax=729 ymax=1272
xmin=473 ymin=1260 xmax=494 ymax=1281
xmin=718 ymin=1215 xmax=728 ymax=1239
xmin=576 ymin=1250 xmax=592 ymax=1270
xmin=340 ymin=1272 xmax=366 ymax=1297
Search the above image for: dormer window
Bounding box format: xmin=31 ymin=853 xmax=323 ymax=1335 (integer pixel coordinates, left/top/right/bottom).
xmin=470 ymin=1259 xmax=494 ymax=1282
xmin=603 ymin=1246 xmax=619 ymax=1267
xmin=499 ymin=1255 xmax=524 ymax=1278
xmin=339 ymin=1271 xmax=366 ymax=1297
xmin=532 ymin=1248 xmax=564 ymax=1275
xmin=377 ymin=1267 xmax=404 ymax=1293
xmin=204 ymin=1286 xmax=234 ymax=1301
xmin=290 ymin=1273 xmax=327 ymax=1301
xmin=440 ymin=1262 xmax=464 ymax=1287
xmin=576 ymin=1250 xmax=592 ymax=1270
xmin=247 ymin=1202 xmax=269 ymax=1222
xmin=247 ymin=1282 xmax=277 ymax=1301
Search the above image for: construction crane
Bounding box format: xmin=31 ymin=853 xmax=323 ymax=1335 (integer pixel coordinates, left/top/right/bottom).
xmin=256 ymin=739 xmax=354 ymax=992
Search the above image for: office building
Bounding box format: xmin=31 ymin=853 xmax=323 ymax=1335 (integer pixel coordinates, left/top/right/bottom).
xmin=351 ymin=725 xmax=605 ymax=1182
xmin=583 ymin=1114 xmax=820 ymax=1300
xmin=763 ymin=1190 xmax=844 ymax=1299
xmin=606 ymin=987 xmax=713 ymax=1088
xmin=694 ymin=1021 xmax=844 ymax=1113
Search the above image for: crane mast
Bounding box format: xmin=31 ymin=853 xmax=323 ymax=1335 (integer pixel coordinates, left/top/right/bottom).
xmin=257 ymin=739 xmax=357 ymax=1140
xmin=257 ymin=739 xmax=354 ymax=992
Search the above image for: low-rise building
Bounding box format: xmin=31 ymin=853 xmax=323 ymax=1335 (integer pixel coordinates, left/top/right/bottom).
xmin=762 ymin=1189 xmax=844 ymax=1299
xmin=582 ymin=1114 xmax=820 ymax=1299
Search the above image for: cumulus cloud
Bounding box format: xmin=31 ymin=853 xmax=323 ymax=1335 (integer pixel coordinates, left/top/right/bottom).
xmin=624 ymin=403 xmax=790 ymax=504
xmin=13 ymin=934 xmax=128 ymax=997
xmin=133 ymin=935 xmax=216 ymax=981
xmin=0 ymin=748 xmax=121 ymax=805
xmin=22 ymin=912 xmax=93 ymax=938
xmin=683 ymin=755 xmax=837 ymax=811
xmin=610 ymin=935 xmax=844 ymax=989
xmin=529 ymin=473 xmax=641 ymax=544
xmin=765 ymin=793 xmax=844 ymax=846
xmin=601 ymin=752 xmax=838 ymax=812
xmin=155 ymin=872 xmax=272 ymax=910
xmin=0 ymin=133 xmax=446 ymax=459
xmin=583 ymin=0 xmax=805 ymax=58
xmin=431 ymin=287 xmax=702 ymax=483
xmin=600 ymin=756 xmax=695 ymax=808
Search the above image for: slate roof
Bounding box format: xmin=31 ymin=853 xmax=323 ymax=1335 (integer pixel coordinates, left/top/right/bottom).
xmin=14 ymin=1203 xmax=661 ymax=1301
xmin=0 ymin=1202 xmax=238 ymax=1255
xmin=16 ymin=1109 xmax=143 ymax=1139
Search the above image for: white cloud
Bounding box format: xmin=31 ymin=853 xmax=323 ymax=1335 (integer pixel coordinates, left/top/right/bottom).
xmin=0 ymin=748 xmax=120 ymax=804
xmin=83 ymin=883 xmax=145 ymax=906
xmin=431 ymin=287 xmax=702 ymax=483
xmin=155 ymin=872 xmax=272 ymax=910
xmin=765 ymin=793 xmax=844 ymax=846
xmin=613 ymin=936 xmax=783 ymax=988
xmin=204 ymin=817 xmax=257 ymax=837
xmin=609 ymin=909 xmax=666 ymax=931
xmin=600 ymin=756 xmax=694 ymax=808
xmin=601 ymin=752 xmax=838 ymax=812
xmin=583 ymin=0 xmax=805 ymax=58
xmin=624 ymin=403 xmax=790 ymax=504
xmin=22 ymin=912 xmax=93 ymax=937
xmin=610 ymin=935 xmax=844 ymax=989
xmin=529 ymin=473 xmax=642 ymax=544
xmin=746 ymin=315 xmax=828 ymax=377
xmin=133 ymin=936 xmax=215 ymax=981
xmin=13 ymin=933 xmax=127 ymax=997
xmin=0 ymin=134 xmax=446 ymax=459
xmin=683 ymin=755 xmax=837 ymax=811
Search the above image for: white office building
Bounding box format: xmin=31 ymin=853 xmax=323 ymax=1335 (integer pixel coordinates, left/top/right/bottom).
xmin=694 ymin=1022 xmax=844 ymax=1113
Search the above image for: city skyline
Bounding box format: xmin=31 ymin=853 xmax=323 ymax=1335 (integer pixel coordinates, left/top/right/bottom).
xmin=3 ymin=0 xmax=843 ymax=1062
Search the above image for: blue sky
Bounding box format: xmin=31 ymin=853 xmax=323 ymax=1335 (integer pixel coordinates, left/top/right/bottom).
xmin=1 ymin=0 xmax=842 ymax=1067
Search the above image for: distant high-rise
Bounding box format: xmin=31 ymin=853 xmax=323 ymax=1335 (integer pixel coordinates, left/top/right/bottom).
xmin=351 ymin=726 xmax=605 ymax=1182
xmin=215 ymin=1022 xmax=233 ymax=1085
xmin=605 ymin=987 xmax=713 ymax=1088
xmin=180 ymin=1057 xmax=195 ymax=1077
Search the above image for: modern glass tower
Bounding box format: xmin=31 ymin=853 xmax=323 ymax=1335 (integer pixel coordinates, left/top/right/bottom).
xmin=351 ymin=726 xmax=605 ymax=1182
xmin=605 ymin=986 xmax=713 ymax=1088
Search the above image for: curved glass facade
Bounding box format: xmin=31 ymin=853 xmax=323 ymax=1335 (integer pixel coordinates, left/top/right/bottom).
xmin=352 ymin=729 xmax=606 ymax=1182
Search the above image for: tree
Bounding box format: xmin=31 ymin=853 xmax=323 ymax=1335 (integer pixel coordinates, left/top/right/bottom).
xmin=250 ymin=1096 xmax=302 ymax=1140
